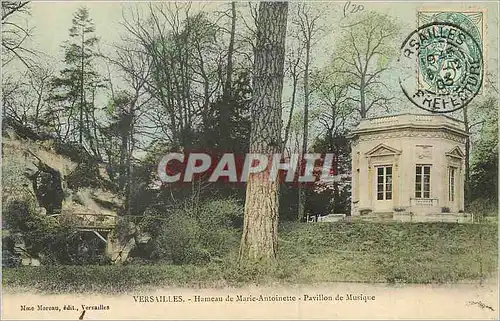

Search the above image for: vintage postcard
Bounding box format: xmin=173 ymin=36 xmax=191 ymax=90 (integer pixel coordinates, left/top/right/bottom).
xmin=1 ymin=1 xmax=499 ymax=320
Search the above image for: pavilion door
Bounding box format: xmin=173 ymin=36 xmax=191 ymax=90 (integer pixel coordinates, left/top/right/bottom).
xmin=374 ymin=165 xmax=393 ymax=211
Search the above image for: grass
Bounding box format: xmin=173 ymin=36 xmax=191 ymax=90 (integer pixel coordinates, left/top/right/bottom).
xmin=278 ymin=221 xmax=497 ymax=284
xmin=2 ymin=221 xmax=498 ymax=294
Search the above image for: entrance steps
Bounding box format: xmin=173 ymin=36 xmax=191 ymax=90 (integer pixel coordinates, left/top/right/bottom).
xmin=353 ymin=212 xmax=473 ymax=223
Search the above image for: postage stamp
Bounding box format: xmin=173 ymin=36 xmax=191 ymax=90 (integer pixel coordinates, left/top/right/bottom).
xmin=417 ymin=10 xmax=486 ymax=93
xmin=417 ymin=11 xmax=484 ymax=49
xmin=1 ymin=1 xmax=498 ymax=320
xmin=399 ymin=21 xmax=484 ymax=112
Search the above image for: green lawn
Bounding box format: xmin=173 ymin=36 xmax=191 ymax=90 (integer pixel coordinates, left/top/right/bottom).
xmin=2 ymin=221 xmax=497 ymax=293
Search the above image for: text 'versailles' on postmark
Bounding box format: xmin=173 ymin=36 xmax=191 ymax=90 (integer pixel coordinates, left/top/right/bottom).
xmin=399 ymin=22 xmax=483 ymax=113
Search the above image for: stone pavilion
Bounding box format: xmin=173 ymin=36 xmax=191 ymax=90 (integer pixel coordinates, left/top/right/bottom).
xmin=349 ymin=113 xmax=470 ymax=222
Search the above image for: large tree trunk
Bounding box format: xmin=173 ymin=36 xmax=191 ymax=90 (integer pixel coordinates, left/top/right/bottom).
xmin=239 ymin=2 xmax=288 ymax=265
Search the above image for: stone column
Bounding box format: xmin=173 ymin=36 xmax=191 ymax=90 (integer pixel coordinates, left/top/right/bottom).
xmin=355 ymin=152 xmax=360 ymax=202
xmin=441 ymin=160 xmax=448 ymax=209
xmin=393 ymin=155 xmax=399 ymax=207
xmin=352 ymin=151 xmax=358 ymax=202
xmin=459 ymin=160 xmax=464 ymax=211
xmin=368 ymin=157 xmax=373 ymax=208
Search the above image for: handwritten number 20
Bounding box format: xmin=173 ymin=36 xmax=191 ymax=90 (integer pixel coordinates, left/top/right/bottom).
xmin=343 ymin=1 xmax=364 ymax=17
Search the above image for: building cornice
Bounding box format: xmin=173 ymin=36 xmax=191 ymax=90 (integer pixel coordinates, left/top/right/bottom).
xmin=350 ymin=128 xmax=467 ymax=145
xmin=349 ymin=124 xmax=469 ymax=139
xmin=348 ymin=114 xmax=469 ymax=141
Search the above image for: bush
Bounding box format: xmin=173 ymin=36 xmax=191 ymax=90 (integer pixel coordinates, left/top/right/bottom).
xmin=147 ymin=198 xmax=242 ymax=265
xmin=3 ymin=197 xmax=60 ymax=257
xmin=153 ymin=214 xmax=200 ymax=264
xmin=2 ymin=235 xmax=21 ymax=267
xmin=279 ymin=185 xmax=299 ymax=221
xmin=2 ymin=197 xmax=104 ymax=265
xmin=467 ymin=199 xmax=498 ymax=217
xmin=467 ymin=198 xmax=498 ymax=223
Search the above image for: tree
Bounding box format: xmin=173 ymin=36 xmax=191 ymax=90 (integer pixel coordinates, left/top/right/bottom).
xmin=310 ymin=69 xmax=353 ymax=213
xmin=1 ymin=0 xmax=40 ymax=132
xmin=282 ymin=45 xmax=302 ymax=151
xmin=122 ymin=3 xmax=223 ymax=148
xmin=468 ymin=97 xmax=498 ymax=203
xmin=101 ymin=38 xmax=153 ymax=214
xmin=3 ymin=64 xmax=54 ymax=128
xmin=50 ymin=7 xmax=105 ymax=156
xmin=291 ymin=3 xmax=323 ymax=221
xmin=333 ymin=12 xmax=399 ymax=118
xmin=1 ymin=1 xmax=36 ymax=68
xmin=239 ymin=2 xmax=288 ymax=264
xmin=460 ymin=94 xmax=497 ymax=204
xmin=119 ymin=3 xmax=253 ymax=209
xmin=217 ymin=1 xmax=237 ymax=151
xmin=308 ymin=131 xmax=351 ymax=218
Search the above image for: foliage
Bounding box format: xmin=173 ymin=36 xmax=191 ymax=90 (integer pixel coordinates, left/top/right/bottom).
xmin=470 ymin=97 xmax=498 ymax=204
xmin=142 ymin=198 xmax=243 ymax=265
xmin=310 ymin=68 xmax=354 ymax=133
xmin=65 ymin=160 xmax=112 ymax=191
xmin=204 ymin=70 xmax=253 ymax=153
xmin=308 ymin=133 xmax=352 ymax=214
xmin=3 ymin=197 xmax=59 ymax=255
xmin=2 ymin=197 xmax=106 ymax=265
xmin=2 ymin=234 xmax=21 ymax=267
xmin=467 ymin=199 xmax=498 ymax=221
xmin=279 ymin=185 xmax=299 ymax=221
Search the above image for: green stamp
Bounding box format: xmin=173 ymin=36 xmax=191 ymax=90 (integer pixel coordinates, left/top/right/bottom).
xmin=399 ymin=13 xmax=484 ymax=113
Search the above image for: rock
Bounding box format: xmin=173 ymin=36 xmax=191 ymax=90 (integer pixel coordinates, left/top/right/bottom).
xmin=74 ymin=189 xmax=103 ymax=214
xmin=21 ymin=257 xmax=41 ymax=266
xmin=136 ymin=232 xmax=151 ymax=244
xmin=3 ymin=134 xmax=128 ymax=265
xmin=104 ymin=221 xmax=153 ymax=264
xmin=37 ymin=207 xmax=47 ymax=216
xmin=107 ymin=232 xmax=136 ymax=264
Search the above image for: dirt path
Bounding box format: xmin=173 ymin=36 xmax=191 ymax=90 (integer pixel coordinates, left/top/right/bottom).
xmin=2 ymin=279 xmax=498 ymax=320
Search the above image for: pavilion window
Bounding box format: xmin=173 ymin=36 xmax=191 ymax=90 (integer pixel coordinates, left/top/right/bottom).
xmin=415 ymin=165 xmax=431 ymax=198
xmin=376 ymin=166 xmax=392 ymax=200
